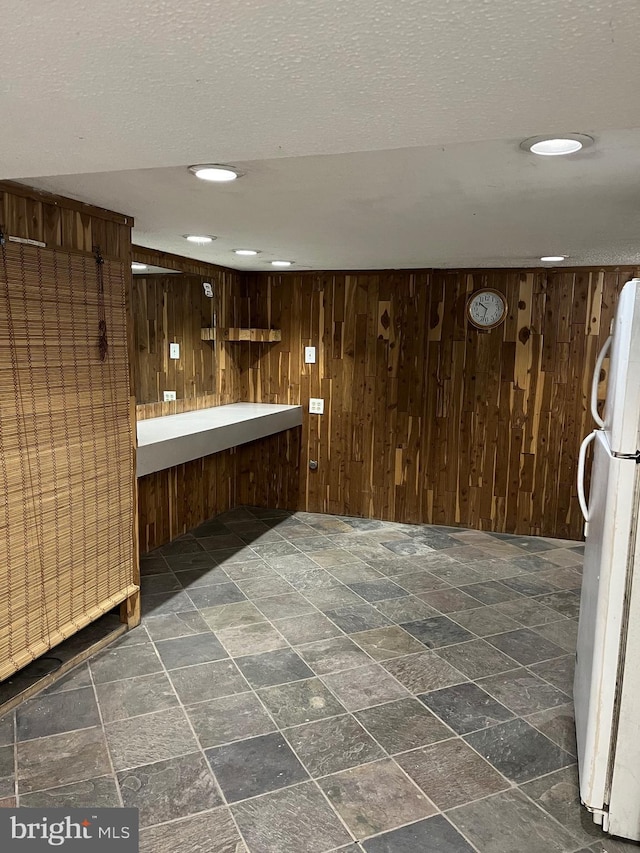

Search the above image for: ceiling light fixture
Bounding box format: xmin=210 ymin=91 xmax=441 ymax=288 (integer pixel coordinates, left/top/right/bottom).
xmin=540 ymin=255 xmax=566 ymax=262
xmin=233 ymin=249 xmax=260 ymax=256
xmin=521 ymin=134 xmax=594 ymax=156
xmin=189 ymin=164 xmax=242 ymax=182
xmin=183 ymin=234 xmax=216 ymax=244
xmin=131 ymin=262 xmax=147 ymax=271
xmin=271 ymin=260 xmax=293 ymax=267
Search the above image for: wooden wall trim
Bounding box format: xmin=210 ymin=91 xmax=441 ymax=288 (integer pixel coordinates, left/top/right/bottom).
xmin=132 ymin=245 xmax=235 ymax=277
xmin=0 ymin=180 xmax=133 ymax=226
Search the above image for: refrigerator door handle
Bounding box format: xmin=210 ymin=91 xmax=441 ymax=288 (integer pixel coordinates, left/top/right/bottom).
xmin=591 ymin=336 xmax=612 ymax=428
xmin=577 ymin=430 xmax=597 ymax=533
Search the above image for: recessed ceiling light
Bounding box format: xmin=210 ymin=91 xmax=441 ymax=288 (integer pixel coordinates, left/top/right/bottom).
xmin=183 ymin=235 xmax=216 ymax=244
xmin=189 ymin=164 xmax=242 ymax=182
xmin=540 ymin=255 xmax=566 ymax=262
xmin=271 ymin=260 xmax=293 ymax=267
xmin=233 ymin=249 xmax=260 ymax=256
xmin=131 ymin=262 xmax=147 ymax=271
xmin=521 ymin=134 xmax=593 ymax=156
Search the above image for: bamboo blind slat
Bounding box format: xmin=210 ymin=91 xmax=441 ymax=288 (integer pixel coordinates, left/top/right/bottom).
xmin=0 ymin=243 xmax=136 ymax=681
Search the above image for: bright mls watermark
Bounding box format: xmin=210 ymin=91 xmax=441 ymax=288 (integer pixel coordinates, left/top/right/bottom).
xmin=0 ymin=809 xmax=138 ymax=851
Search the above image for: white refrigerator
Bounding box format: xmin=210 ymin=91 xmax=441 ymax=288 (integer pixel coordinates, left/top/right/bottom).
xmin=575 ymin=277 xmax=640 ymax=840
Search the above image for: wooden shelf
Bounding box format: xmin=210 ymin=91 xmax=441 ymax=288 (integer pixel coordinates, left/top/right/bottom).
xmin=201 ymin=327 xmax=281 ymax=343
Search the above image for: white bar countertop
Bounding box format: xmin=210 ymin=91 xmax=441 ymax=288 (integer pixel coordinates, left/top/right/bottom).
xmin=136 ymin=403 xmax=303 ymax=478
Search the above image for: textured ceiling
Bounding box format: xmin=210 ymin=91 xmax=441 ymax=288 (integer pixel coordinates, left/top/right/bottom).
xmin=31 ymin=131 xmax=640 ymax=269
xmin=2 ymin=0 xmax=640 ymax=268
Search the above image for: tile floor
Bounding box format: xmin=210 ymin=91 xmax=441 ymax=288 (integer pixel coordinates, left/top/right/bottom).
xmin=1 ymin=508 xmax=638 ymax=853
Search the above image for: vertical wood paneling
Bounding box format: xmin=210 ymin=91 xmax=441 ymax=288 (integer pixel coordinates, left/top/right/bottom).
xmin=235 ymin=267 xmax=638 ymax=540
xmin=131 ymin=247 xmax=242 ymax=419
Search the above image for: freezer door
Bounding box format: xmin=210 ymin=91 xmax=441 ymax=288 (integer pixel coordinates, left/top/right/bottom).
xmin=574 ymin=430 xmax=638 ymax=815
xmin=602 ymin=278 xmax=640 ymax=455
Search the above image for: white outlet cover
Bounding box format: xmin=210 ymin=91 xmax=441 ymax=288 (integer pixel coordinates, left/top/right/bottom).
xmin=163 ymin=391 xmax=177 ymax=402
xmin=309 ymin=397 xmax=324 ymax=414
xmin=305 ymin=346 xmax=316 ymax=364
xmin=170 ymin=343 xmax=180 ymax=359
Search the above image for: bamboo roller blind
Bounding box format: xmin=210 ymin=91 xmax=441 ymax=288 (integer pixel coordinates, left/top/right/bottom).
xmin=0 ymin=242 xmax=137 ymax=681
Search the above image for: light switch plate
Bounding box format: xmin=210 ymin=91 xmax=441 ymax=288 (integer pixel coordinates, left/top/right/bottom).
xmin=163 ymin=391 xmax=177 ymax=402
xmin=309 ymin=398 xmax=324 ymax=414
xmin=169 ymin=342 xmax=180 ymax=359
xmin=305 ymin=346 xmax=316 ymax=364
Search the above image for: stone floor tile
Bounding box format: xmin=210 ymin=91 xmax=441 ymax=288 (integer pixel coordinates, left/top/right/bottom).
xmin=381 ymin=651 xmax=466 ymax=694
xmin=90 ymin=644 xmax=162 ymax=684
xmin=528 ymin=654 xmax=575 ymax=695
xmin=525 ymin=704 xmax=577 ymax=756
xmin=532 ymin=618 xmax=579 ymax=653
xmin=319 ymin=759 xmax=435 ymax=838
xmin=215 ymin=621 xmax=287 ymax=657
xmin=435 ymin=639 xmax=519 ymax=680
xmin=464 ymin=718 xmax=575 ymax=783
xmin=168 ymin=659 xmax=249 ymax=705
xmin=17 ymin=727 xmax=111 ymax=793
xmin=235 ymin=648 xmax=313 ymax=688
xmin=155 ymin=632 xmax=228 ymax=669
xmin=96 ymin=673 xmax=178 ymax=723
xmin=326 ymin=604 xmax=393 ymax=633
xmin=144 ymin=611 xmax=212 ymax=641
xmin=273 ymin=612 xmax=342 ymax=645
xmin=16 ymin=686 xmax=100 ymax=741
xmin=139 ymin=808 xmax=247 ymax=853
xmin=419 ymin=587 xmax=483 ymax=613
xmin=355 ymin=697 xmax=451 ymax=753
xmin=20 ymin=776 xmax=120 ymax=808
xmin=254 ymin=591 xmax=315 ymax=620
xmin=296 ymin=637 xmax=371 ymax=674
xmin=448 ymin=789 xmax=576 ymax=853
xmin=258 ymin=677 xmax=346 ymax=727
xmin=448 ymin=606 xmax=521 ymax=637
xmin=186 ymin=692 xmax=275 ymax=748
xmin=521 ymin=765 xmax=605 ymax=847
xmin=322 ymin=664 xmax=410 ymax=711
xmin=362 ymin=814 xmax=475 ymax=853
xmin=373 ymin=596 xmax=439 ymax=623
xmin=401 ymin=616 xmax=474 ymax=649
xmin=351 ymin=626 xmax=426 ymax=661
xmin=485 ymin=628 xmax=565 ymax=665
xmin=231 ymin=781 xmax=351 ymax=853
xmin=284 ymin=715 xmax=384 ymax=777
xmin=207 ymin=732 xmax=308 ymax=802
xmin=477 ymin=668 xmax=569 ymax=716
xmin=396 ymin=736 xmax=508 ymax=809
xmin=200 ymin=601 xmax=266 ymax=632
xmin=419 ymin=682 xmax=513 ymax=735
xmin=105 ymin=708 xmax=197 ymax=771
xmin=118 ymin=752 xmax=222 ymax=828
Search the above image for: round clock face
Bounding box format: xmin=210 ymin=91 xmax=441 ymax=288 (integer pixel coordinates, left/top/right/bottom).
xmin=466 ymin=289 xmax=508 ymax=329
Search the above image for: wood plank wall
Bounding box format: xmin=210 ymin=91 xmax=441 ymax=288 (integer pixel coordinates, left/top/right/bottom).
xmin=138 ymin=430 xmax=301 ymax=552
xmin=132 ymin=246 xmax=242 ymax=419
xmin=233 ymin=267 xmax=638 ymax=540
xmin=0 ymin=181 xmax=139 ymax=678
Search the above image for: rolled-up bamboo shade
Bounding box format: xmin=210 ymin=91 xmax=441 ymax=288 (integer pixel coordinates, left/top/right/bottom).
xmin=0 ymin=243 xmax=136 ymax=681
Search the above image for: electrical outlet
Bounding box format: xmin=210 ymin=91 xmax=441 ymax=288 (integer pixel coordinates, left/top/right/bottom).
xmin=163 ymin=391 xmax=177 ymax=402
xmin=309 ymin=398 xmax=324 ymax=414
xmin=202 ymin=282 xmax=213 ymax=297
xmin=305 ymin=346 xmax=316 ymax=364
xmin=169 ymin=342 xmax=180 ymax=359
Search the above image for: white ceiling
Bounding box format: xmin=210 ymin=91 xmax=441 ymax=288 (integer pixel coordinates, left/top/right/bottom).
xmin=2 ymin=0 xmax=640 ymax=269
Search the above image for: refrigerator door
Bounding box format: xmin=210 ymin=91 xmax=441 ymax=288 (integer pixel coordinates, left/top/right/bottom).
xmin=602 ymin=278 xmax=640 ymax=455
xmin=574 ymin=429 xmax=639 ymax=818
xmin=607 ymin=501 xmax=640 ymax=841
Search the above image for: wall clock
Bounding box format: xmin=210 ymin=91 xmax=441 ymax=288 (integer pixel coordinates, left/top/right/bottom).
xmin=466 ymin=289 xmax=508 ymax=330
